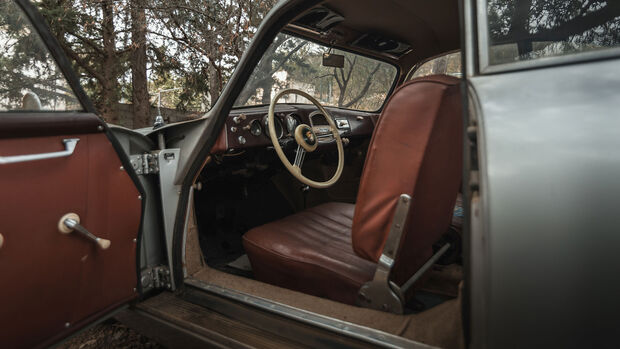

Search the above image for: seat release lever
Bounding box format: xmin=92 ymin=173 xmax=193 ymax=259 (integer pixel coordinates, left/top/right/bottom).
xmin=58 ymin=213 xmax=111 ymax=250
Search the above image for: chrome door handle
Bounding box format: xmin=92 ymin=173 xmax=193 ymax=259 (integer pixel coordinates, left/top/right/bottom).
xmin=58 ymin=213 xmax=111 ymax=250
xmin=0 ymin=138 xmax=79 ymax=165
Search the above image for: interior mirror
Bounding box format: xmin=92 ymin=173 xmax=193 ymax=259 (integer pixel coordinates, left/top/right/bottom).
xmin=322 ymin=53 xmax=344 ymax=68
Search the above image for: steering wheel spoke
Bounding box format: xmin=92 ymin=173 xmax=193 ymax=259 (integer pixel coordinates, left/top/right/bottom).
xmin=294 ymin=144 xmax=306 ymax=168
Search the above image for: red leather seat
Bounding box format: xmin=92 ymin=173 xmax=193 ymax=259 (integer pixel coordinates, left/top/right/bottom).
xmin=243 ymin=202 xmax=376 ymax=305
xmin=243 ymin=75 xmax=463 ymax=305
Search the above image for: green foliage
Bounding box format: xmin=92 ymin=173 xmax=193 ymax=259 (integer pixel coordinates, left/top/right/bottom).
xmin=0 ymin=0 xmax=78 ymax=110
xmin=29 ymin=0 xmax=275 ymax=125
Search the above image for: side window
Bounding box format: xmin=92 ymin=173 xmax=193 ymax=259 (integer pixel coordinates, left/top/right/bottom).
xmin=0 ymin=1 xmax=80 ymax=112
xmin=408 ymin=52 xmax=461 ymax=80
xmin=486 ymin=1 xmax=620 ymax=65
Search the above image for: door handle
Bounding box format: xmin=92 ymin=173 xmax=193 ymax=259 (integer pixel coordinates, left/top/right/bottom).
xmin=58 ymin=213 xmax=111 ymax=250
xmin=0 ymin=138 xmax=79 ymax=165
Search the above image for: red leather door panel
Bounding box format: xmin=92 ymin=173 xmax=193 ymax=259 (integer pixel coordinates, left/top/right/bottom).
xmin=0 ymin=131 xmax=142 ymax=348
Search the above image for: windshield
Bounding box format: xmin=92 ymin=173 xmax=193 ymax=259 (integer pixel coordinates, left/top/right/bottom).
xmin=234 ymin=33 xmax=397 ymax=111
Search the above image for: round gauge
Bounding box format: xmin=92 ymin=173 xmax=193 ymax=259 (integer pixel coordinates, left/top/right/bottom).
xmin=249 ymin=119 xmax=262 ymax=136
xmin=285 ymin=114 xmax=301 ymax=135
xmin=263 ymin=115 xmax=284 ymax=139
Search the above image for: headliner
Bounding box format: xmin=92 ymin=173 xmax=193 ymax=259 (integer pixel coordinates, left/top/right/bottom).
xmin=286 ymin=0 xmax=461 ymax=75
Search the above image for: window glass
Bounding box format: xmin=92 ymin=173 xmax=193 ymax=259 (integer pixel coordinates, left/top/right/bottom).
xmin=409 ymin=52 xmax=461 ymax=79
xmin=234 ymin=33 xmax=398 ymax=112
xmin=0 ymin=1 xmax=81 ymax=112
xmin=487 ymin=1 xmax=620 ymax=65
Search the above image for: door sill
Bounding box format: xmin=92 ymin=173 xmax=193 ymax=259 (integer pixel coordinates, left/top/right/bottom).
xmin=185 ymin=277 xmax=433 ymax=349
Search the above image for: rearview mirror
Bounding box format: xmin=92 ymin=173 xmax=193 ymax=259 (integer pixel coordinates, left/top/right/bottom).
xmin=322 ymin=53 xmax=345 ymax=68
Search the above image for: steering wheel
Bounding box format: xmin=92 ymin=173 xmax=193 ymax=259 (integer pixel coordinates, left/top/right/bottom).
xmin=268 ymin=89 xmax=344 ymax=189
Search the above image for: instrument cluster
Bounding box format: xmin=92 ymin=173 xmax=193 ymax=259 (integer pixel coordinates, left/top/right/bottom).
xmin=225 ymin=107 xmax=368 ymax=151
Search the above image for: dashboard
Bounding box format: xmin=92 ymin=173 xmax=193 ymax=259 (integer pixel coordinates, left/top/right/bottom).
xmin=215 ymin=104 xmax=378 ymax=152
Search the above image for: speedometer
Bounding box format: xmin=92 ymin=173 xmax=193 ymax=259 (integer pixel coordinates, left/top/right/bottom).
xmin=263 ymin=115 xmax=284 ymax=139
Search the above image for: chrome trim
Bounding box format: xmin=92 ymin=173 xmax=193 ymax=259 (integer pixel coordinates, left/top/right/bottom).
xmin=185 ymin=278 xmax=434 ymax=349
xmin=357 ymin=194 xmax=411 ymax=314
xmin=293 ymin=145 xmax=305 ymax=168
xmin=0 ymin=138 xmax=79 ymax=164
xmin=481 ymin=47 xmax=620 ymax=75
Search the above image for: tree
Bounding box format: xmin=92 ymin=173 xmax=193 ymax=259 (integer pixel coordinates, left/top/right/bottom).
xmin=34 ymin=0 xmax=276 ymax=127
xmin=131 ymin=0 xmax=150 ymax=128
xmin=0 ymin=1 xmax=79 ymax=110
xmin=38 ymin=0 xmax=133 ymax=125
xmin=487 ymin=0 xmax=620 ymax=62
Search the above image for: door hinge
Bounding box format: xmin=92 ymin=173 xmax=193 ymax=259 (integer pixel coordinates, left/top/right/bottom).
xmin=140 ymin=265 xmax=171 ymax=291
xmin=130 ymin=152 xmax=160 ymax=175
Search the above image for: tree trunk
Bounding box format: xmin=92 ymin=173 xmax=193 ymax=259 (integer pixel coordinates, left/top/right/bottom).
xmin=131 ymin=1 xmax=150 ymax=128
xmin=100 ymin=0 xmax=120 ymax=125
xmin=208 ymin=64 xmax=222 ymax=108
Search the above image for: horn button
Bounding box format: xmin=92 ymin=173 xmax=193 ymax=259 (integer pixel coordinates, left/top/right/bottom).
xmin=295 ymin=124 xmax=319 ymax=152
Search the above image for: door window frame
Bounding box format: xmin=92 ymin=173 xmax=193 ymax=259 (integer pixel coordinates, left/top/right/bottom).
xmin=13 ymin=0 xmax=96 ymax=113
xmin=475 ymin=0 xmax=620 ymax=75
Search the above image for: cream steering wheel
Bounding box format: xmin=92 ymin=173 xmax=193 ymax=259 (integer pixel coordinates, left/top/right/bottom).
xmin=268 ymin=89 xmax=344 ymax=189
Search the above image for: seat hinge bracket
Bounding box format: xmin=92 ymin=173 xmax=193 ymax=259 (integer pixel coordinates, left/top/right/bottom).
xmin=357 ymin=194 xmax=411 ymax=314
xmin=357 ymin=194 xmax=451 ymax=314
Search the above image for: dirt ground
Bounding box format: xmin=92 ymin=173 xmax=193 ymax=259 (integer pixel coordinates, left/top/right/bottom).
xmin=56 ymin=320 xmax=165 ymax=349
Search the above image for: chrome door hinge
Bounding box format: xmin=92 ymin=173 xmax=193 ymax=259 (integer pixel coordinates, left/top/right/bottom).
xmin=130 ymin=152 xmax=160 ymax=175
xmin=140 ymin=265 xmax=171 ymax=291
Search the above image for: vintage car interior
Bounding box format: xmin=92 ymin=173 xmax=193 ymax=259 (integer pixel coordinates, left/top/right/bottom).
xmin=6 ymin=0 xmax=620 ymax=347
xmin=181 ymin=0 xmax=466 ymax=347
xmin=0 ymin=0 xmax=466 ymax=348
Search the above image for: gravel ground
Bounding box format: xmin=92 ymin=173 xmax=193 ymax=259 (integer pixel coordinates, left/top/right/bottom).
xmin=57 ymin=320 xmax=165 ymax=349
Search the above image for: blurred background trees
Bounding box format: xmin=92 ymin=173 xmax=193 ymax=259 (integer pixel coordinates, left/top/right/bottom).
xmin=36 ymin=0 xmax=277 ymax=128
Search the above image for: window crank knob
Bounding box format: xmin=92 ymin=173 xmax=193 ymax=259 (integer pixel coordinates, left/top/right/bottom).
xmin=58 ymin=213 xmax=111 ymax=250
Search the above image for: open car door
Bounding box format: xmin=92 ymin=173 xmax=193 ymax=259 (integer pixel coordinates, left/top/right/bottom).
xmin=0 ymin=1 xmax=144 ymax=347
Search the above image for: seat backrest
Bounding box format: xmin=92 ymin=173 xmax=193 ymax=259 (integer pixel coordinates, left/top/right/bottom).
xmin=351 ymin=75 xmax=463 ymax=286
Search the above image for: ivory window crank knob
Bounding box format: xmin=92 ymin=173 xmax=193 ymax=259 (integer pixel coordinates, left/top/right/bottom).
xmin=58 ymin=213 xmax=111 ymax=250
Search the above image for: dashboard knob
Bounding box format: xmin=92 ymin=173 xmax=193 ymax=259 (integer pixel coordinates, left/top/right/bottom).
xmin=230 ymin=126 xmax=237 ymax=133
xmin=233 ymin=114 xmax=247 ymax=124
xmin=238 ymin=136 xmax=247 ymax=145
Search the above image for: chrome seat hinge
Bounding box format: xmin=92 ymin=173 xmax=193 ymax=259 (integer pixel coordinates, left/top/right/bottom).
xmin=140 ymin=265 xmax=171 ymax=291
xmin=357 ymin=194 xmax=451 ymax=314
xmin=130 ymin=151 xmax=160 ymax=175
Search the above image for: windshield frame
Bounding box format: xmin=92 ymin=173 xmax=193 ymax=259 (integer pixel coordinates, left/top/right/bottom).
xmin=231 ymin=30 xmax=400 ymax=114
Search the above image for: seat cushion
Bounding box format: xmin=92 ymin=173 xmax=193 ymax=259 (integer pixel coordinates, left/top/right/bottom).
xmin=243 ymin=202 xmax=376 ymax=305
